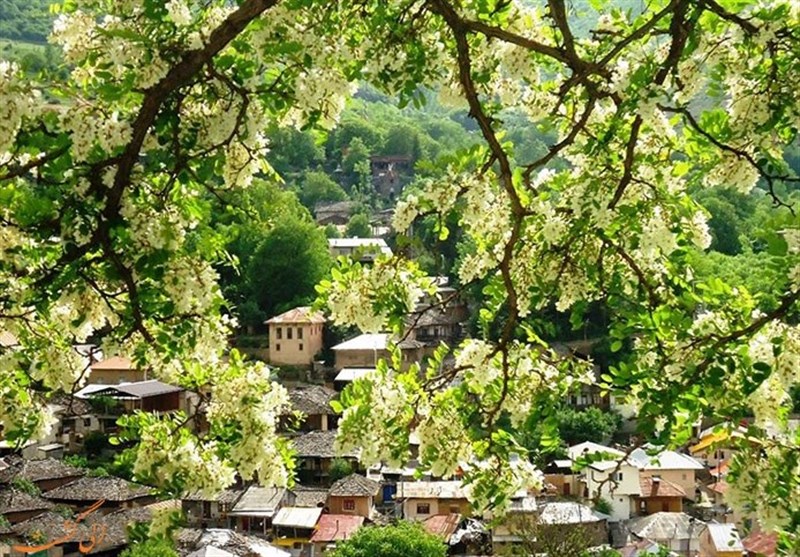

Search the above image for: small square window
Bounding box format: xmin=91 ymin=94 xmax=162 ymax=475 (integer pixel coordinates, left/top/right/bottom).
xmin=299 ymin=343 xmax=304 ymax=351
xmin=83 ymin=418 xmax=91 ymax=427
xmin=615 ymin=472 xmax=624 ymax=482
xmin=416 ymin=503 xmax=430 ymax=515
xmin=276 ymin=327 xmax=282 ymax=340
xmin=287 ymin=328 xmax=293 ymax=340
xmin=298 ymin=327 xmax=303 ymax=339
xmin=343 ymin=499 xmax=355 ymax=511
xmin=276 ymin=344 xmax=281 ymax=352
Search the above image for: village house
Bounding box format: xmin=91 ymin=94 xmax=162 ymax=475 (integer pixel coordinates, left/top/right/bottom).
xmin=271 ymin=506 xmax=323 ymax=557
xmin=42 ymin=475 xmax=155 ymax=514
xmin=291 ymin=486 xmax=329 ymax=509
xmin=314 ymin=201 xmax=356 ymax=228
xmin=630 ymin=447 xmax=705 ymax=502
xmin=395 ymin=481 xmax=471 ymax=521
xmin=634 ymin=476 xmax=686 ymax=515
xmin=88 ymin=356 xmax=145 ymax=384
xmin=489 ymin=491 xmax=538 ymax=553
xmin=690 ymin=424 xmax=745 ymax=468
xmin=327 ymin=474 xmax=381 ymax=518
xmin=0 ymin=457 xmax=85 ymax=492
xmin=535 ymin=501 xmax=610 ymax=550
xmin=228 ymin=486 xmax=294 ymax=537
xmin=0 ymin=489 xmax=54 ymax=525
xmin=309 ymin=514 xmax=364 ymax=555
xmin=284 ymin=385 xmax=338 ymax=432
xmin=265 ymin=307 xmax=325 ymax=368
xmin=49 ymin=394 xmax=104 ymax=452
xmin=331 ymin=333 xmax=426 ymax=371
xmin=75 ymin=379 xmax=190 ymax=414
xmin=369 ymin=155 xmax=413 ymax=200
xmin=567 ymin=442 xmax=641 ymax=521
xmin=328 ymin=238 xmax=392 ymax=264
xmin=291 ymin=430 xmax=358 ymax=485
xmin=624 ymin=512 xmax=706 ymax=557
xmin=699 ymin=522 xmax=745 ymax=557
xmin=182 ymin=488 xmax=245 ymax=529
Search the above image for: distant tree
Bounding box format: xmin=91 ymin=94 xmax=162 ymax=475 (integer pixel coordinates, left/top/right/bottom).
xmin=556 ymin=407 xmax=622 ymax=446
xmin=324 ymin=224 xmax=341 ymax=239
xmin=246 ymin=218 xmax=332 ymax=319
xmin=298 ymin=170 xmax=347 ymax=210
xmin=266 ymin=126 xmax=324 ymax=177
xmin=120 ymin=538 xmax=178 ymax=557
xmin=382 ymin=123 xmax=422 ymax=161
xmin=502 ymin=512 xmax=606 ymax=557
xmin=330 ymin=521 xmax=446 ymax=557
xmin=345 ymin=214 xmax=372 ymax=238
xmin=329 ymin=458 xmax=354 ymax=483
xmin=342 ymin=137 xmax=371 ymax=186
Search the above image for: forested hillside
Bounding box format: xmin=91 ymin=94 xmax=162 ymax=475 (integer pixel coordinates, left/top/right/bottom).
xmin=0 ymin=0 xmax=52 ymax=42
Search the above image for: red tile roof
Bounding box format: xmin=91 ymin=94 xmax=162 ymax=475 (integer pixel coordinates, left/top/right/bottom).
xmin=710 ymin=460 xmax=730 ymax=478
xmin=708 ymin=480 xmax=730 ymax=495
xmin=309 ymin=514 xmax=364 ymax=543
xmin=743 ymin=530 xmax=778 ymax=557
xmin=91 ymin=356 xmax=133 ymax=370
xmin=639 ymin=476 xmax=686 ymax=498
xmin=422 ymin=513 xmax=461 ymax=539
xmin=265 ymin=307 xmax=325 ymax=324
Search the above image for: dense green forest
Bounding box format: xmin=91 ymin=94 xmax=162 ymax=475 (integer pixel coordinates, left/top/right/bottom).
xmin=0 ymin=0 xmax=52 ymax=42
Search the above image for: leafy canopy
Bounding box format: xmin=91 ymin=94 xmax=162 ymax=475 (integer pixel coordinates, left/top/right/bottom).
xmin=1 ymin=0 xmax=800 ymax=552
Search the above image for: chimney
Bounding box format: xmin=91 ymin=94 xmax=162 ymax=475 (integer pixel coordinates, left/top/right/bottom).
xmin=652 ymin=476 xmax=660 ymax=495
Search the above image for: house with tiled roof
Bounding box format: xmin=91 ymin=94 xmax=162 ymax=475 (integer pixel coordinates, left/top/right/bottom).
xmin=42 ymin=476 xmax=154 ymax=513
xmin=331 ymin=333 xmax=426 ymax=371
xmin=89 ymin=356 xmax=145 ymax=384
xmin=634 ymin=476 xmax=686 ymax=515
xmin=327 ymin=474 xmax=381 ymax=518
xmin=183 ymin=488 xmax=245 ymax=529
xmin=629 ymin=447 xmax=704 ymax=502
xmin=0 ymin=488 xmax=54 ymax=524
xmin=265 ymin=307 xmax=325 ymax=368
xmin=284 ymin=385 xmax=338 ymax=432
xmin=292 ymin=430 xmax=358 ymax=485
xmin=743 ymin=529 xmax=777 ymax=557
xmin=0 ymin=457 xmax=85 ymax=492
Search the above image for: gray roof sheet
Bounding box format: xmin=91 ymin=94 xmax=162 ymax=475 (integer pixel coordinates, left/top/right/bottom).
xmin=707 ymin=522 xmax=744 ymax=551
xmin=229 ymin=486 xmax=286 ymax=516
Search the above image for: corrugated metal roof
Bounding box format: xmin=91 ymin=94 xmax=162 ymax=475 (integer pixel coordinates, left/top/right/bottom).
xmin=332 ymin=334 xmax=389 ymax=351
xmin=334 ymin=368 xmax=375 ymax=382
xmin=630 ymin=448 xmax=705 ymax=470
xmin=309 ymin=514 xmax=364 ymax=543
xmin=273 ymin=506 xmax=322 ymax=528
xmin=707 ymin=523 xmax=744 ymax=552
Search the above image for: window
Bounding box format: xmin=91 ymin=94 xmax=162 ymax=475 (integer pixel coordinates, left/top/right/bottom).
xmin=202 ymin=501 xmax=212 ymax=518
xmin=276 ymin=343 xmax=281 ymax=352
xmin=416 ymin=503 xmax=430 ymax=515
xmin=298 ymin=327 xmax=303 ymax=339
xmin=287 ymin=328 xmax=293 ymax=339
xmin=343 ymin=499 xmax=356 ymax=511
xmin=83 ymin=418 xmax=91 ymax=427
xmin=682 ymin=473 xmax=687 ymax=480
xmin=614 ymin=472 xmax=624 ymax=482
xmin=449 ymin=506 xmax=459 ymax=514
xmin=299 ymin=343 xmax=304 ymax=351
xmin=276 ymin=327 xmax=282 ymax=340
